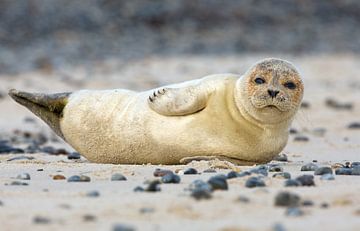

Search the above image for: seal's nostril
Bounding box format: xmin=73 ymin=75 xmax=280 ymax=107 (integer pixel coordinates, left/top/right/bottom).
xmin=268 ymin=90 xmax=279 ymax=98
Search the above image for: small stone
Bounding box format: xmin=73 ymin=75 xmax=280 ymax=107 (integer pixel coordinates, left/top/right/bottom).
xmin=335 ymin=168 xmax=352 ymax=175
xmin=320 ymin=202 xmax=329 ymax=208
xmin=7 ymin=155 xmax=34 ymax=161
xmin=351 ymin=167 xmax=360 ymax=175
xmin=237 ymin=196 xmax=250 ymax=203
xmin=320 ymin=173 xmax=335 ymax=180
xmin=237 ymin=171 xmax=252 ymax=177
xmin=284 ymin=179 xmax=301 ymax=187
xmin=227 ymin=171 xmax=239 ymax=179
xmin=183 ymin=168 xmax=198 ymax=175
xmin=314 ymin=167 xmax=333 ymax=175
xmin=296 ymin=175 xmax=315 ymax=186
xmin=245 ymin=177 xmax=265 ymax=188
xmin=145 ymin=180 xmax=161 ymax=192
xmin=325 ymin=98 xmax=353 ymax=110
xmin=289 ymin=128 xmax=298 ymax=134
xmin=249 ymin=165 xmax=268 ymax=176
xmin=293 ymin=136 xmax=309 ymax=142
xmin=86 ymin=190 xmax=100 ymax=197
xmin=189 ymin=180 xmax=213 ymax=200
xmin=273 ymin=153 xmax=288 ymax=162
xmin=153 ymin=168 xmax=173 ymax=177
xmin=161 ymin=173 xmax=181 ymax=184
xmin=67 ymin=175 xmax=91 ymax=182
xmin=53 ymin=174 xmax=66 ymax=180
xmin=207 ymin=175 xmax=228 ymax=190
xmin=351 ymin=162 xmax=360 ymax=168
xmin=16 ymin=173 xmax=31 ymax=180
xmin=33 ymin=216 xmax=51 ymax=224
xmin=112 ymin=224 xmax=135 ymax=231
xmin=274 ymin=191 xmax=300 ymax=207
xmin=300 ymin=101 xmax=310 ymax=109
xmin=301 ymin=163 xmax=319 ymax=171
xmin=203 ymin=168 xmax=216 ymax=173
xmin=9 ymin=181 xmax=28 ymax=186
xmin=312 ymin=160 xmax=318 ymax=162
xmin=111 ymin=173 xmax=127 ymax=181
xmin=347 ymin=122 xmax=360 ymax=129
xmin=285 ymin=207 xmax=304 ymax=217
xmin=133 ymin=186 xmax=144 ymax=192
xmin=139 ymin=207 xmax=155 ymax=214
xmin=302 ymin=200 xmax=314 ymax=207
xmin=272 ymin=223 xmax=287 ymax=231
xmin=37 ymin=169 xmax=44 ymax=171
xmin=83 ymin=214 xmax=96 ymax=222
xmin=269 ymin=166 xmax=283 ymax=172
xmin=273 ymin=172 xmax=291 ymax=179
xmin=67 ymin=152 xmax=81 ymax=159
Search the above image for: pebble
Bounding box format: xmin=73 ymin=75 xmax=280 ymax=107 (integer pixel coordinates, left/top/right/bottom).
xmin=289 ymin=128 xmax=298 ymax=134
xmin=300 ymin=101 xmax=310 ymax=109
xmin=153 ymin=168 xmax=173 ymax=177
xmin=249 ymin=165 xmax=268 ymax=176
xmin=139 ymin=207 xmax=155 ymax=214
xmin=83 ymin=214 xmax=96 ymax=222
xmin=273 ymin=172 xmax=291 ymax=179
xmin=86 ymin=190 xmax=100 ymax=197
xmin=33 ymin=216 xmax=51 ymax=224
xmin=161 ymin=173 xmax=181 ymax=183
xmin=272 ymin=223 xmax=287 ymax=231
xmin=145 ymin=180 xmax=161 ymax=192
xmin=67 ymin=175 xmax=91 ymax=182
xmin=269 ymin=166 xmax=283 ymax=172
xmin=111 ymin=173 xmax=127 ymax=181
xmin=285 ymin=207 xmax=304 ymax=217
xmin=203 ymin=168 xmax=217 ymax=173
xmin=273 ymin=153 xmax=288 ymax=162
xmin=7 ymin=155 xmax=34 ymax=161
xmin=284 ymin=179 xmax=301 ymax=187
xmin=53 ymin=174 xmax=66 ymax=180
xmin=293 ymin=136 xmax=309 ymax=142
xmin=320 ymin=202 xmax=329 ymax=208
xmin=237 ymin=196 xmax=250 ymax=203
xmin=245 ymin=177 xmax=266 ymax=188
xmin=296 ymin=175 xmax=315 ymax=186
xmin=227 ymin=171 xmax=239 ymax=179
xmin=302 ymin=200 xmax=314 ymax=207
xmin=16 ymin=173 xmax=31 ymax=180
xmin=41 ymin=146 xmax=68 ymax=155
xmin=67 ymin=152 xmax=81 ymax=159
xmin=320 ymin=173 xmax=335 ymax=180
xmin=133 ymin=186 xmax=144 ymax=192
xmin=347 ymin=122 xmax=360 ymax=129
xmin=237 ymin=171 xmax=252 ymax=177
xmin=335 ymin=168 xmax=352 ymax=175
xmin=37 ymin=169 xmax=44 ymax=171
xmin=189 ymin=180 xmax=213 ymax=200
xmin=183 ymin=168 xmax=198 ymax=175
xmin=325 ymin=98 xmax=353 ymax=110
xmin=207 ymin=175 xmax=228 ymax=190
xmin=351 ymin=167 xmax=360 ymax=175
xmin=314 ymin=167 xmax=333 ymax=175
xmin=112 ymin=224 xmax=135 ymax=231
xmin=8 ymin=181 xmax=28 ymax=186
xmin=351 ymin=162 xmax=360 ymax=168
xmin=274 ymin=191 xmax=300 ymax=207
xmin=300 ymin=163 xmax=319 ymax=171
xmin=0 ymin=143 xmax=24 ymax=154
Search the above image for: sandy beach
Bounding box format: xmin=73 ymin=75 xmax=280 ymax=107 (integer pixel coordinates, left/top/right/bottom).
xmin=0 ymin=55 xmax=360 ymax=231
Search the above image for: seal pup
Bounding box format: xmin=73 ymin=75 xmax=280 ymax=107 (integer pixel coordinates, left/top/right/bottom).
xmin=9 ymin=58 xmax=304 ymax=165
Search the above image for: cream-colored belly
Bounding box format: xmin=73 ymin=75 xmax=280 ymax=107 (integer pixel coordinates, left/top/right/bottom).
xmin=60 ymin=90 xmax=287 ymax=164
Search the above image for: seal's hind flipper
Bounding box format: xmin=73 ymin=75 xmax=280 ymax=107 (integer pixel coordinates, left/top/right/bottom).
xmin=8 ymin=89 xmax=71 ymax=139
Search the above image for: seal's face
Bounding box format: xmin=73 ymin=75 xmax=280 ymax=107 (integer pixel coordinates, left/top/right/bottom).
xmin=239 ymin=58 xmax=304 ymax=124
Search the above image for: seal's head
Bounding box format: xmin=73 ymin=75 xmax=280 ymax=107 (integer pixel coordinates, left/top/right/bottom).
xmin=236 ymin=58 xmax=304 ymax=125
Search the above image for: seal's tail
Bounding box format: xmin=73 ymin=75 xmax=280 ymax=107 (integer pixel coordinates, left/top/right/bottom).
xmin=8 ymin=89 xmax=71 ymax=139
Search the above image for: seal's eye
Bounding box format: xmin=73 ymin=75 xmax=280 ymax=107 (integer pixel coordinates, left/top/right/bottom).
xmin=284 ymin=81 xmax=296 ymax=89
xmin=254 ymin=77 xmax=265 ymax=84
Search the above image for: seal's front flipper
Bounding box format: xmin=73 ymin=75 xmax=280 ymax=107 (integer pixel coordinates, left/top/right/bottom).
xmin=147 ymin=85 xmax=209 ymax=116
xmin=8 ymin=89 xmax=71 ymax=139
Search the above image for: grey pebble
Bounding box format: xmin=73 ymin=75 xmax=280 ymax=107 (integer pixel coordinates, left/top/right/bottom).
xmin=273 ymin=153 xmax=288 ymax=162
xmin=293 ymin=136 xmax=309 ymax=142
xmin=320 ymin=202 xmax=329 ymax=208
xmin=347 ymin=122 xmax=360 ymax=129
xmin=16 ymin=173 xmax=31 ymax=180
xmin=161 ymin=173 xmax=181 ymax=184
xmin=145 ymin=180 xmax=161 ymax=192
xmin=111 ymin=173 xmax=127 ymax=181
xmin=314 ymin=167 xmax=333 ymax=175
xmin=296 ymin=175 xmax=315 ymax=186
xmin=203 ymin=168 xmax=216 ymax=173
xmin=189 ymin=180 xmax=212 ymax=200
xmin=320 ymin=173 xmax=335 ymax=180
xmin=7 ymin=156 xmax=34 ymax=161
xmin=139 ymin=207 xmax=155 ymax=214
xmin=249 ymin=165 xmax=268 ymax=176
xmin=237 ymin=196 xmax=250 ymax=203
xmin=274 ymin=191 xmax=300 ymax=207
xmin=183 ymin=168 xmax=198 ymax=175
xmin=67 ymin=152 xmax=81 ymax=159
xmin=9 ymin=181 xmax=29 ymax=186
xmin=67 ymin=175 xmax=91 ymax=182
xmin=153 ymin=168 xmax=173 ymax=177
xmin=207 ymin=175 xmax=228 ymax=190
xmin=272 ymin=223 xmax=287 ymax=231
xmin=112 ymin=224 xmax=136 ymax=231
xmin=351 ymin=167 xmax=360 ymax=175
xmin=83 ymin=214 xmax=96 ymax=222
xmin=86 ymin=190 xmax=100 ymax=197
xmin=335 ymin=168 xmax=352 ymax=175
xmin=227 ymin=171 xmax=239 ymax=179
xmin=237 ymin=171 xmax=252 ymax=177
xmin=285 ymin=207 xmax=304 ymax=217
xmin=325 ymin=98 xmax=353 ymax=110
xmin=301 ymin=200 xmax=314 ymax=207
xmin=33 ymin=216 xmax=51 ymax=224
xmin=284 ymin=179 xmax=301 ymax=187
xmin=301 ymin=163 xmax=319 ymax=171
xmin=351 ymin=162 xmax=360 ymax=168
xmin=289 ymin=128 xmax=298 ymax=134
xmin=133 ymin=186 xmax=144 ymax=192
xmin=245 ymin=177 xmax=265 ymax=188
xmin=273 ymin=172 xmax=291 ymax=179
xmin=269 ymin=166 xmax=283 ymax=172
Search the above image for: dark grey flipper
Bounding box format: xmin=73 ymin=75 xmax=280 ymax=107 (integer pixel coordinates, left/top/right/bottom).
xmin=8 ymin=89 xmax=71 ymax=140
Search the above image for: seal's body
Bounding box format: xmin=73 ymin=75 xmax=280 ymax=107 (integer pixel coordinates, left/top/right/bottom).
xmin=9 ymin=58 xmax=304 ymax=165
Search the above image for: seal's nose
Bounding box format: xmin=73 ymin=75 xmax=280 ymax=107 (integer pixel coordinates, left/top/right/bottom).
xmin=268 ymin=89 xmax=279 ymax=98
